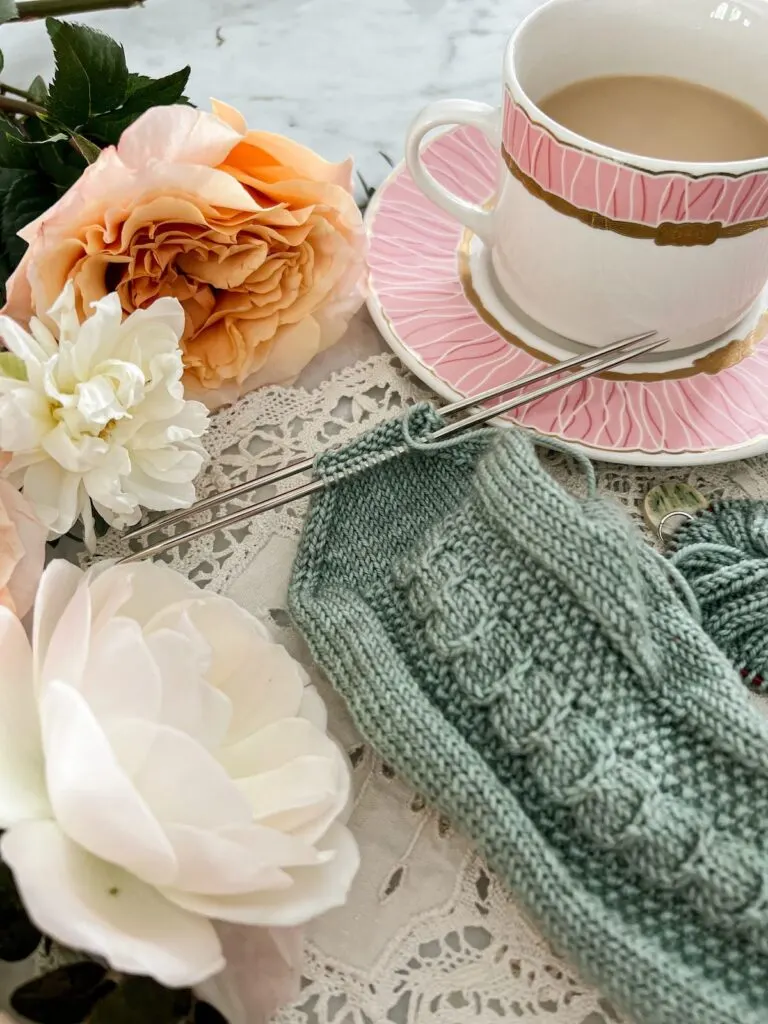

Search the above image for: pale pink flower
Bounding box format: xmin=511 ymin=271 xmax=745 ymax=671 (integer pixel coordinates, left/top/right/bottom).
xmin=0 ymin=479 xmax=45 ymax=618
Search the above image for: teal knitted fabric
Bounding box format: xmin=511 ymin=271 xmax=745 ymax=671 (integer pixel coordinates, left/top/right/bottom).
xmin=670 ymin=499 xmax=768 ymax=694
xmin=288 ymin=406 xmax=768 ymax=1024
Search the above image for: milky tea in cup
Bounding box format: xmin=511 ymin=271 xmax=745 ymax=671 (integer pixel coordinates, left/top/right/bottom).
xmin=405 ymin=0 xmax=768 ymax=353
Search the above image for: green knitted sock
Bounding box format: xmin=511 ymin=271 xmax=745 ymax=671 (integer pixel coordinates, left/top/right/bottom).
xmin=290 ymin=406 xmax=768 ymax=1024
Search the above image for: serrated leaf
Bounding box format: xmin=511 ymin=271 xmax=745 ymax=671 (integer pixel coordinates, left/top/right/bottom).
xmin=12 ymin=963 xmax=114 ymax=1024
xmin=0 ymin=1 xmax=16 ymax=26
xmin=0 ymin=352 xmax=27 ymax=380
xmin=8 ymin=135 xmax=84 ymax=191
xmin=2 ymin=172 xmax=56 ymax=266
xmin=47 ymin=18 xmax=129 ymax=129
xmin=0 ymin=860 xmax=40 ymax=961
xmin=28 ymin=75 xmax=49 ymax=106
xmin=88 ymin=977 xmax=192 ymax=1024
xmin=85 ymin=66 xmax=191 ymax=145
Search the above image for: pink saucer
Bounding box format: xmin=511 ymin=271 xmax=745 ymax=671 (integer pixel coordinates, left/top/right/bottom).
xmin=365 ymin=126 xmax=768 ymax=466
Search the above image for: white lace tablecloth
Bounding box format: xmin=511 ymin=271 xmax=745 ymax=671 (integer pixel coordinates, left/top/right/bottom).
xmin=92 ymin=311 xmax=768 ymax=1024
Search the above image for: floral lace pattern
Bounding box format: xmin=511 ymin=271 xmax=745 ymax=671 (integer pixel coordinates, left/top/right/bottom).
xmin=94 ymin=348 xmax=768 ymax=1024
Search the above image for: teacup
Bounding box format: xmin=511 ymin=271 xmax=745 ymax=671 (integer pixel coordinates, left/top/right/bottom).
xmin=405 ymin=0 xmax=768 ymax=352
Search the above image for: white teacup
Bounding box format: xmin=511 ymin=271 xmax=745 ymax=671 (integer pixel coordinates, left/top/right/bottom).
xmin=406 ymin=0 xmax=768 ymax=352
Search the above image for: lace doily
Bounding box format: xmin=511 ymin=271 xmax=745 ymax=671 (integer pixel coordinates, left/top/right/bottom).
xmin=94 ymin=341 xmax=768 ymax=1024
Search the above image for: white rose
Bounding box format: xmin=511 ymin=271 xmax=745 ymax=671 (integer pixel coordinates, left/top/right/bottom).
xmin=0 ymin=560 xmax=358 ymax=989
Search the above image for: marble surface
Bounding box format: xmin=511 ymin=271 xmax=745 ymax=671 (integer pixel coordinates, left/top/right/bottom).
xmin=0 ymin=0 xmax=541 ymax=197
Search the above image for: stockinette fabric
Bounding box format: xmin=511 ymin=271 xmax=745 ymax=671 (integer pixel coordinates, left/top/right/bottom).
xmin=670 ymin=499 xmax=768 ymax=694
xmin=288 ymin=405 xmax=768 ymax=1024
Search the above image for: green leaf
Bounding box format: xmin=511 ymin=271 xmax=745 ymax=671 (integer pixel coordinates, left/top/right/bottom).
xmin=0 ymin=353 xmax=27 ymax=380
xmin=85 ymin=66 xmax=191 ymax=145
xmin=0 ymin=860 xmax=40 ymax=961
xmin=12 ymin=963 xmax=114 ymax=1024
xmin=11 ymin=135 xmax=85 ymax=191
xmin=47 ymin=17 xmax=129 ymax=129
xmin=28 ymin=75 xmax=49 ymax=106
xmin=88 ymin=977 xmax=192 ymax=1024
xmin=1 ymin=171 xmax=56 ymax=266
xmin=0 ymin=131 xmax=40 ymax=171
xmin=0 ymin=1 xmax=16 ymax=26
xmin=70 ymin=132 xmax=100 ymax=164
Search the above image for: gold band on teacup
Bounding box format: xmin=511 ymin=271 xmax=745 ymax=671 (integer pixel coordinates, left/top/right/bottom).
xmin=457 ymin=225 xmax=764 ymax=381
xmin=501 ymin=146 xmax=768 ymax=247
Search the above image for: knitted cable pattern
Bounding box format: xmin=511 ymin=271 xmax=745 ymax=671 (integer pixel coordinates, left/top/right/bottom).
xmin=288 ymin=405 xmax=768 ymax=1024
xmin=671 ymin=499 xmax=768 ymax=693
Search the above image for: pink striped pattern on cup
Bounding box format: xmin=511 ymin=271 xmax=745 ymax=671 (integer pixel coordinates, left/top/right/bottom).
xmin=501 ymin=90 xmax=768 ymax=239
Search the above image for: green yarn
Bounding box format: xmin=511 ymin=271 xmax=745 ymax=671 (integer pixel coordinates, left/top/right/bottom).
xmin=289 ymin=405 xmax=768 ymax=1024
xmin=671 ymin=499 xmax=768 ymax=693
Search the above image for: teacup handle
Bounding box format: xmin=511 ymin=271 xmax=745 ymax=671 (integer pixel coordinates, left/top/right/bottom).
xmin=405 ymin=99 xmax=499 ymax=245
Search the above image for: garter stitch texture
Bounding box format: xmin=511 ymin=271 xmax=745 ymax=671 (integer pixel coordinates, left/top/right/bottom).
xmin=671 ymin=499 xmax=768 ymax=694
xmin=289 ymin=406 xmax=768 ymax=1024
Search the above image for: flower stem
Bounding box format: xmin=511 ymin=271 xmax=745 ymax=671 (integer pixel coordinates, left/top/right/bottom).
xmin=0 ymin=94 xmax=44 ymax=117
xmin=0 ymin=83 xmax=33 ymax=100
xmin=12 ymin=0 xmax=144 ymax=18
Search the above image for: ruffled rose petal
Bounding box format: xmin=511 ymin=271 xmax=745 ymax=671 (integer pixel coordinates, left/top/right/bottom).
xmin=1 ymin=821 xmax=224 ymax=988
xmin=118 ymin=104 xmax=241 ymax=171
xmin=162 ymin=822 xmax=360 ymax=927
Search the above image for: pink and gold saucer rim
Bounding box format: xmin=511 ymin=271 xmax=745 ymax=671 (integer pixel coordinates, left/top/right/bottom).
xmin=457 ymin=225 xmax=768 ymax=383
xmin=364 ymin=123 xmax=768 ymax=466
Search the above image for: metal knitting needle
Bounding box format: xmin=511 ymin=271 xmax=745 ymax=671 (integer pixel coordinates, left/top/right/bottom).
xmin=118 ymin=331 xmax=666 ymax=564
xmin=125 ymin=329 xmax=659 ymax=541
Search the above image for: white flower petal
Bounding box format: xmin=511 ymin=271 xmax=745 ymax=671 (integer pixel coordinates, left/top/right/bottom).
xmin=163 ymin=822 xmax=360 ymax=927
xmin=0 ymin=389 xmax=53 ymax=452
xmin=1 ymin=821 xmax=224 ymax=987
xmin=120 ymin=465 xmax=198 ymax=511
xmin=164 ymin=824 xmax=293 ymax=896
xmin=119 ymin=298 xmax=186 ymax=348
xmin=219 ymin=718 xmax=336 ymax=778
xmin=46 ymin=280 xmax=80 ymax=342
xmin=20 ymin=460 xmax=82 ymax=536
xmin=41 ymin=681 xmax=176 ymax=886
xmin=112 ymin=719 xmax=252 ymax=830
xmin=0 ymin=609 xmax=48 ymax=824
xmin=81 ymin=618 xmax=163 ymax=724
xmin=145 ymin=626 xmax=231 ymax=749
xmin=116 ymin=562 xmax=199 ymax=626
xmin=237 ymin=755 xmax=341 ymax=832
xmin=0 ymin=315 xmax=50 ymax=365
xmin=32 ymin=561 xmax=83 ymax=680
xmin=298 ymin=685 xmax=328 ymax=732
xmin=40 ymin=575 xmax=92 ymax=689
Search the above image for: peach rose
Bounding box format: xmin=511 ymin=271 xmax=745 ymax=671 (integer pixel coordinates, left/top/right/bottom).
xmin=4 ymin=101 xmax=367 ymax=408
xmin=0 ymin=479 xmax=45 ymax=618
